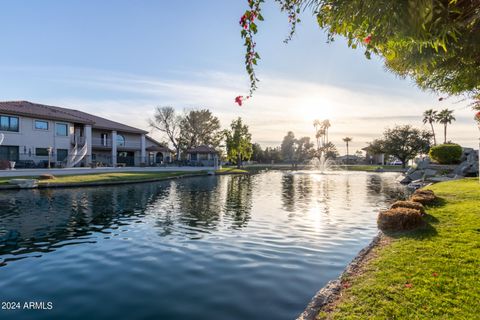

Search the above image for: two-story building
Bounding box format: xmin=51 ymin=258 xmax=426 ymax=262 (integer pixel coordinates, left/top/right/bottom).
xmin=0 ymin=101 xmax=172 ymax=168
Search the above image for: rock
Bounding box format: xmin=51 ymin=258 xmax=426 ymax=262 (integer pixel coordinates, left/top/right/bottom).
xmin=406 ymin=167 xmax=416 ymax=175
xmin=408 ymin=170 xmax=425 ymax=181
xmin=416 ymin=158 xmax=430 ymax=170
xmin=423 ymin=169 xmax=437 ymax=177
xmin=399 ymin=176 xmax=412 ymax=184
xmin=8 ymin=179 xmax=38 ymax=189
xmin=427 ymin=176 xmax=458 ymax=183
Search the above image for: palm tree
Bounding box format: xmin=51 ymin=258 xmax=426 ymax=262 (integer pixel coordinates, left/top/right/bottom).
xmin=436 ymin=109 xmax=456 ymax=143
xmin=313 ymin=119 xmax=322 ymax=150
xmin=322 ymin=119 xmax=331 ymax=145
xmin=343 ymin=137 xmax=352 ymax=164
xmin=422 ymin=109 xmax=437 ymax=145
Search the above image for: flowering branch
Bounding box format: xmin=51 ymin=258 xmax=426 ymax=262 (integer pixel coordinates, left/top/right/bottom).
xmin=236 ymin=0 xmax=301 ymax=105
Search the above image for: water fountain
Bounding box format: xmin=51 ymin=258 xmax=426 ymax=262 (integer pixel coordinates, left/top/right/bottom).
xmin=307 ymin=150 xmax=338 ymax=172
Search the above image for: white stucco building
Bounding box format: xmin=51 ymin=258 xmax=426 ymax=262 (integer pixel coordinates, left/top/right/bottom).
xmin=0 ymin=101 xmax=172 ymax=168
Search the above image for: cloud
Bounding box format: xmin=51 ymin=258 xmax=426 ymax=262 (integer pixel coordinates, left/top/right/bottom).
xmin=1 ymin=65 xmax=478 ymax=151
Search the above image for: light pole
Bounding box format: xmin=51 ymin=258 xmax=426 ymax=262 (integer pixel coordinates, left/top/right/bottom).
xmin=47 ymin=147 xmax=53 ymax=169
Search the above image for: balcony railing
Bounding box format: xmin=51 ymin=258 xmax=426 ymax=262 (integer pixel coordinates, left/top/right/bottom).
xmin=71 ymin=136 xmax=86 ymax=145
xmin=91 ymin=137 xmax=142 ymax=149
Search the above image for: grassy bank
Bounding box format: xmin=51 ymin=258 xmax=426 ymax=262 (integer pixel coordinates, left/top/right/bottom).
xmin=319 ymin=178 xmax=480 ymax=319
xmin=0 ymin=168 xmax=247 ymax=187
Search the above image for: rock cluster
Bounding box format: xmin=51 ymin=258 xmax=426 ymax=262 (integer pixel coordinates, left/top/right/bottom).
xmin=400 ymin=148 xmax=478 ymax=185
xmin=453 ymin=148 xmax=479 ymax=177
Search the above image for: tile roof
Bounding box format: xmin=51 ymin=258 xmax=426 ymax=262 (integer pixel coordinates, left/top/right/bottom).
xmin=186 ymin=145 xmax=218 ymax=154
xmin=0 ymin=101 xmax=148 ymax=134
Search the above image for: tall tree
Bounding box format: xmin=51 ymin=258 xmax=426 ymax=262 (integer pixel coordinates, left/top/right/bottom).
xmin=322 ymin=119 xmax=331 ymax=145
xmin=149 ymin=106 xmax=182 ymax=160
xmin=179 ymin=109 xmax=222 ymax=151
xmin=294 ymin=137 xmax=315 ymax=163
xmin=323 ymin=141 xmax=339 ymax=159
xmin=342 ymin=137 xmax=352 ymax=164
xmin=251 ymin=143 xmax=265 ymax=163
xmin=436 ymin=109 xmax=456 ymax=144
xmin=422 ymin=109 xmax=438 ymax=146
xmin=378 ymin=125 xmax=432 ymax=168
xmin=224 ymin=118 xmax=253 ymax=168
xmin=281 ymin=131 xmax=296 ymax=165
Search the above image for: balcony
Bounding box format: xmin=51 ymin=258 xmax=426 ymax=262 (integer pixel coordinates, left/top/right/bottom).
xmin=91 ymin=137 xmax=142 ymax=150
xmin=71 ymin=136 xmax=86 ymax=146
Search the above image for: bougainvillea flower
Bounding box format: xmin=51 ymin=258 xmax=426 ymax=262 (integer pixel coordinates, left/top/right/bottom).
xmin=432 ymin=272 xmax=439 ymax=277
xmin=235 ymin=96 xmax=243 ymax=106
xmin=404 ymin=283 xmax=413 ymax=288
xmin=475 ymin=111 xmax=480 ymax=119
xmin=363 ymin=35 xmax=372 ymax=44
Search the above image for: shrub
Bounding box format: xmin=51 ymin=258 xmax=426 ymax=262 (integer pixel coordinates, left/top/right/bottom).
xmin=0 ymin=160 xmax=11 ymax=170
xmin=38 ymin=174 xmax=55 ymax=180
xmin=377 ymin=208 xmax=424 ymax=231
xmin=429 ymin=144 xmax=463 ymax=164
xmin=390 ymin=200 xmax=426 ymax=215
xmin=410 ymin=189 xmax=437 ymax=205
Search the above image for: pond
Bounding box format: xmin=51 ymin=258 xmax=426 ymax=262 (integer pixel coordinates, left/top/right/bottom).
xmin=0 ymin=170 xmax=406 ymax=320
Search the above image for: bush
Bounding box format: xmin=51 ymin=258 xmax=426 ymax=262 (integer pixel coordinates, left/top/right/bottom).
xmin=38 ymin=174 xmax=55 ymax=180
xmin=390 ymin=200 xmax=426 ymax=215
xmin=377 ymin=208 xmax=424 ymax=231
xmin=429 ymin=144 xmax=463 ymax=164
xmin=410 ymin=189 xmax=437 ymax=205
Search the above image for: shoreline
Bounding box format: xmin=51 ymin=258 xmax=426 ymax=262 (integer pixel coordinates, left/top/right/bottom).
xmin=0 ymin=169 xmax=248 ymax=190
xmin=296 ymin=232 xmax=386 ymax=320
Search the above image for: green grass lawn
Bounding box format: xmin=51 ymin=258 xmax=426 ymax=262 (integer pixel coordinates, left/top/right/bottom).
xmin=320 ymin=178 xmax=480 ymax=319
xmin=0 ymin=168 xmax=247 ymax=186
xmin=0 ymin=171 xmax=194 ymax=186
xmin=216 ymin=167 xmax=248 ymax=174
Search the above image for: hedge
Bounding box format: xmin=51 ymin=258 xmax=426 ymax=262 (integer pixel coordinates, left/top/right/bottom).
xmin=429 ymin=144 xmax=463 ymax=164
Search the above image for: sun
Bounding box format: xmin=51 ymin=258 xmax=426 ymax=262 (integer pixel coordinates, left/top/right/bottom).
xmin=296 ymin=95 xmax=336 ymax=123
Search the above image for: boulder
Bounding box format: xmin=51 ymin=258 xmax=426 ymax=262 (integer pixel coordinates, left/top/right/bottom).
xmin=8 ymin=179 xmax=38 ymax=189
xmin=416 ymin=158 xmax=430 ymax=170
xmin=377 ymin=208 xmax=424 ymax=231
xmin=423 ymin=169 xmax=437 ymax=177
xmin=408 ymin=170 xmax=425 ymax=181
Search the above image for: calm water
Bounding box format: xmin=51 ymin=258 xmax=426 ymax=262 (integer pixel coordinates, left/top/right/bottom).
xmin=0 ymin=170 xmax=406 ymax=320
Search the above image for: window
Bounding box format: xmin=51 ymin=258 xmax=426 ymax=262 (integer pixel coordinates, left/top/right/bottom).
xmin=55 ymin=123 xmax=68 ymax=136
xmin=57 ymin=149 xmax=68 ymax=162
xmin=117 ymin=134 xmax=126 ymax=147
xmin=0 ymin=115 xmax=19 ymax=132
xmin=190 ymin=153 xmax=197 ymax=161
xmin=0 ymin=146 xmax=19 ymax=161
xmin=36 ymin=148 xmax=49 ymax=156
xmin=35 ymin=120 xmax=49 ymax=130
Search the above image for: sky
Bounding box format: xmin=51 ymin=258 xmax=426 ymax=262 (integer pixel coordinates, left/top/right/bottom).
xmin=0 ymin=0 xmax=477 ymax=153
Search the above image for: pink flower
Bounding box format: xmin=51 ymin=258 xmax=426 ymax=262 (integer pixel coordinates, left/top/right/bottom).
xmin=405 ymin=283 xmax=413 ymax=288
xmin=235 ymin=96 xmax=243 ymax=106
xmin=363 ymin=35 xmax=372 ymax=44
xmin=475 ymin=111 xmax=480 ymax=119
xmin=432 ymin=272 xmax=439 ymax=277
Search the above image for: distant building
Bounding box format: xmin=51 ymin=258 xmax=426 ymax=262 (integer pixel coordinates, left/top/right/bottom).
xmin=0 ymin=101 xmax=172 ymax=167
xmin=186 ymin=145 xmax=219 ymax=167
xmin=362 ymin=146 xmax=385 ymax=165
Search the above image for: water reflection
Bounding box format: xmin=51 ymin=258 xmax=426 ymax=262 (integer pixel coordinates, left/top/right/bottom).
xmin=0 ymin=171 xmax=407 ymax=320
